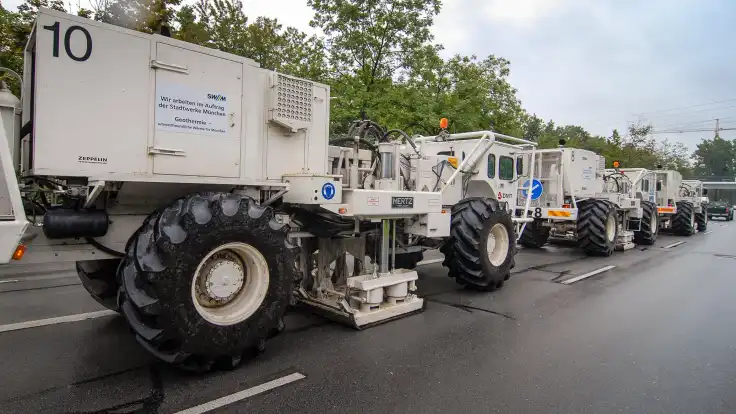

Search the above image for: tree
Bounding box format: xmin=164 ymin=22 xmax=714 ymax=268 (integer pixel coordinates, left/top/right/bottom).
xmin=0 ymin=5 xmax=23 ymax=94
xmin=692 ymin=137 xmax=736 ymax=179
xmin=608 ymin=129 xmax=622 ymax=146
xmin=523 ymin=114 xmax=544 ymax=142
xmin=656 ymin=139 xmax=692 ymax=176
xmin=88 ymin=0 xmax=180 ymax=32
xmin=173 ymin=0 xmax=327 ymax=79
xmin=309 ymin=0 xmax=441 ymax=123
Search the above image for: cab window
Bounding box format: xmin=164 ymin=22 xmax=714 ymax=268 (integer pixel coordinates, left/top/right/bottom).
xmin=499 ymin=156 xmax=514 ymax=180
xmin=516 ymin=157 xmax=523 ymax=175
xmin=487 ymin=154 xmax=496 ymax=178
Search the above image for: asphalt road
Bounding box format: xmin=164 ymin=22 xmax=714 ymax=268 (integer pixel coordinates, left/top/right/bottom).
xmin=0 ymin=221 xmax=734 ymax=413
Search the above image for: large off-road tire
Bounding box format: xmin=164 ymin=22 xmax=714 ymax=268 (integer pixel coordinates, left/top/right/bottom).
xmin=695 ymin=209 xmax=708 ymax=232
xmin=634 ymin=201 xmax=658 ymax=245
xmin=577 ymin=199 xmax=617 ymax=256
xmin=442 ymin=198 xmax=516 ymax=291
xmin=673 ymin=201 xmax=695 ymax=236
xmin=519 ymin=219 xmax=550 ymax=249
xmin=76 ymin=259 xmax=122 ymax=311
xmin=118 ymin=193 xmax=297 ymax=372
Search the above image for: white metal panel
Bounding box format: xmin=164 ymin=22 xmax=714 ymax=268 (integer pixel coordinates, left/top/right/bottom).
xmin=32 ymin=12 xmax=151 ymax=176
xmin=406 ymin=211 xmax=450 ymax=237
xmin=324 ymin=189 xmax=442 ymax=218
xmin=26 ymin=9 xmax=332 ymax=186
xmin=241 ymin=64 xmax=267 ymax=180
xmin=152 ymin=43 xmax=242 ymax=177
xmin=281 ymin=174 xmax=342 ymax=204
xmin=562 ymin=149 xmax=601 ymax=197
xmin=265 ymin=126 xmax=307 ymax=179
xmin=307 ymin=85 xmax=329 ymax=174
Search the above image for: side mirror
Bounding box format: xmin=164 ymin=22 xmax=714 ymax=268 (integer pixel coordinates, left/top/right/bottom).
xmin=656 ymin=181 xmax=662 ymax=191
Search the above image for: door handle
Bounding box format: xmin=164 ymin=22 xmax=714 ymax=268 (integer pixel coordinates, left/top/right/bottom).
xmin=150 ymin=60 xmax=189 ymax=74
xmin=148 ymin=146 xmax=186 ymax=156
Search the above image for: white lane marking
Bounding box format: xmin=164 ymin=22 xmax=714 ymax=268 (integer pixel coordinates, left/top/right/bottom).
xmin=417 ymin=258 xmax=443 ymax=266
xmin=561 ymin=265 xmax=616 ymax=285
xmin=174 ymin=372 xmax=306 ymax=414
xmin=704 ymin=231 xmax=713 ymax=235
xmin=0 ymin=272 xmax=78 ymax=284
xmin=663 ymin=241 xmax=685 ymax=249
xmin=723 ymin=225 xmax=730 ymax=228
xmin=0 ymin=310 xmax=117 ymax=333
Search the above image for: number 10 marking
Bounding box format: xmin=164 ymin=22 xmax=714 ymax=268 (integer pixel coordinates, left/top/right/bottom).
xmin=43 ymin=21 xmax=93 ymax=62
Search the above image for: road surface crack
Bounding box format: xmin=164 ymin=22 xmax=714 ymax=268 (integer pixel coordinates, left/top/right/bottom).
xmin=426 ymin=298 xmax=515 ymax=320
xmin=68 ymin=364 xmax=164 ymax=414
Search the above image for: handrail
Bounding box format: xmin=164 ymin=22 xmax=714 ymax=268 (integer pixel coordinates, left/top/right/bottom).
xmin=418 ymin=130 xmax=538 ymax=241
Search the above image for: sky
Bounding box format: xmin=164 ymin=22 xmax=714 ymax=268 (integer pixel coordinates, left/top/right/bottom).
xmin=5 ymin=0 xmax=736 ymax=152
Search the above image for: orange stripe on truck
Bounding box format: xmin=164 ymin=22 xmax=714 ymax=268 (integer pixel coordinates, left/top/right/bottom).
xmin=657 ymin=207 xmax=675 ymax=213
xmin=548 ymin=210 xmax=572 ymax=217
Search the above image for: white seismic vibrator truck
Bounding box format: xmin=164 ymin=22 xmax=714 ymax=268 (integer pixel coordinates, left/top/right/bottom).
xmin=0 ymin=9 xmax=538 ymax=371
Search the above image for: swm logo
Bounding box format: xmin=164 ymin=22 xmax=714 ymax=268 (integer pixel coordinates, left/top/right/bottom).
xmin=207 ymin=94 xmax=226 ymax=102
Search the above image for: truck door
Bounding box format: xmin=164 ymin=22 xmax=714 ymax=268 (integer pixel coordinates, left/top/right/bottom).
xmin=151 ymin=43 xmax=242 ymax=178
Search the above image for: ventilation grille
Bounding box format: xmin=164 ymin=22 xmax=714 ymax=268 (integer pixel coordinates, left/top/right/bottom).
xmin=269 ymin=73 xmax=314 ymax=131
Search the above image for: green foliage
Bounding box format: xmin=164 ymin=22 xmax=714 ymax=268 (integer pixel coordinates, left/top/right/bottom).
xmin=170 ymin=0 xmax=327 ymax=80
xmin=693 ymin=137 xmax=736 ymax=178
xmin=0 ymin=4 xmax=25 ymax=94
xmin=100 ymin=0 xmax=182 ymax=33
xmin=308 ymin=0 xmax=441 ymax=129
xmin=0 ymin=0 xmax=723 ymax=177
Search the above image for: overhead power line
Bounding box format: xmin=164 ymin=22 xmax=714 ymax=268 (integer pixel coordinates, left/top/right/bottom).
xmin=650 ymin=118 xmax=736 ymax=136
xmin=650 ymin=128 xmax=736 ymax=134
xmin=654 ymin=116 xmax=736 ymax=130
xmin=637 ymin=103 xmax=736 ymax=121
xmin=631 ymin=97 xmax=736 ymax=117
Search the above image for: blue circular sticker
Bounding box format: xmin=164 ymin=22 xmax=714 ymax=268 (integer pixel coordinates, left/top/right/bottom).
xmin=321 ymin=182 xmax=336 ymax=200
xmin=521 ymin=179 xmax=543 ymax=200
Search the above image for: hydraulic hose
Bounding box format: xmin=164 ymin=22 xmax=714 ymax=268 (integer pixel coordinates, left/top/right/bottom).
xmin=384 ymin=129 xmax=421 ymax=156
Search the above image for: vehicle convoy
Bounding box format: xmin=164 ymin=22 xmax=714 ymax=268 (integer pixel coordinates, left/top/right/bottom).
xmin=707 ymin=200 xmax=733 ymax=221
xmin=513 ymin=146 xmax=646 ymax=256
xmin=0 ymin=9 xmax=539 ymax=371
xmin=652 ymin=170 xmax=707 ymax=235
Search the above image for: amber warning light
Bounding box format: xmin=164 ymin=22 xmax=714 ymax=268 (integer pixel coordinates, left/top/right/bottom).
xmin=612 ymin=160 xmax=620 ymax=168
xmin=439 ymin=118 xmax=449 ymax=130
xmin=12 ymin=245 xmax=26 ymax=261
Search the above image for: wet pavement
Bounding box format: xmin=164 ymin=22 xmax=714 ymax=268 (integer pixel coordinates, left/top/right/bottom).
xmin=0 ymin=222 xmax=734 ymax=413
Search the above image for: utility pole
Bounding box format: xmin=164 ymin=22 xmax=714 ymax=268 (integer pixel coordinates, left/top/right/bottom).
xmin=715 ymin=118 xmax=721 ymax=138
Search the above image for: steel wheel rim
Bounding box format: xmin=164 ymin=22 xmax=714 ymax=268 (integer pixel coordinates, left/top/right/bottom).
xmin=606 ymin=214 xmax=616 ymax=242
xmin=486 ymin=223 xmax=510 ymax=267
xmin=191 ymin=242 xmax=269 ymax=326
xmin=651 ymin=212 xmax=657 ymax=232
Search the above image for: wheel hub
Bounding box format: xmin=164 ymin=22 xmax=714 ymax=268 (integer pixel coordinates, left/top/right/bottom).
xmin=486 ymin=223 xmax=510 ymax=267
xmin=197 ymin=251 xmax=245 ymax=307
xmin=606 ymin=215 xmax=616 ymax=242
